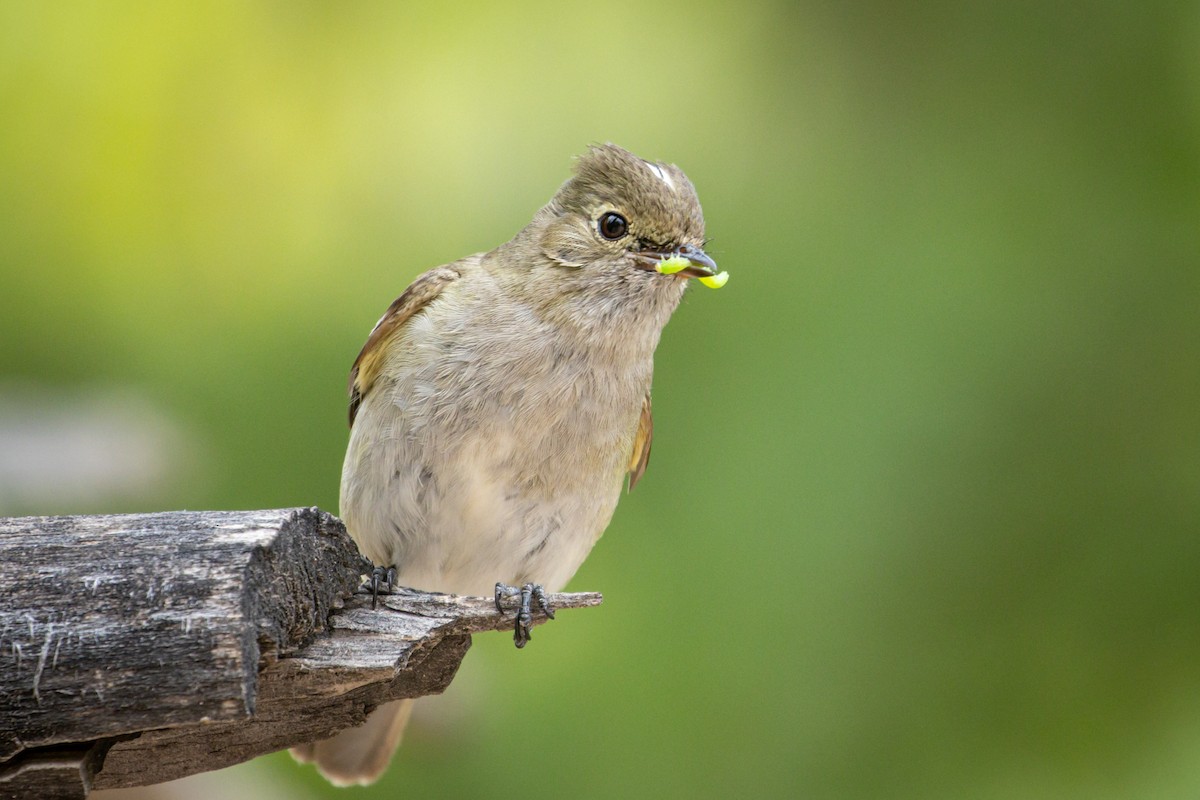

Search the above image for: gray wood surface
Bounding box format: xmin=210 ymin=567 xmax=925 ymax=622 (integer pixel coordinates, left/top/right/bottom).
xmin=0 ymin=508 xmax=601 ymax=799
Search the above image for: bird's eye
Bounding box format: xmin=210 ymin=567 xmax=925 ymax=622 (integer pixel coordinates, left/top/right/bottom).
xmin=598 ymin=212 xmax=628 ymax=240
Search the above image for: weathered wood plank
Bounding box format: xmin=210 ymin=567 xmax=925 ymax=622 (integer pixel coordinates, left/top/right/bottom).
xmin=0 ymin=508 xmax=601 ymax=798
xmin=0 ymin=508 xmax=360 ymax=762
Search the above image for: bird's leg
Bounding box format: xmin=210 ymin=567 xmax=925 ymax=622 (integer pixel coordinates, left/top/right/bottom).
xmin=494 ymin=582 xmax=555 ymax=648
xmin=369 ymin=565 xmax=398 ymax=610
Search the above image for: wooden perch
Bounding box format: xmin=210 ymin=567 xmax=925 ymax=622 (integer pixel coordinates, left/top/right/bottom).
xmin=0 ymin=508 xmax=601 ymax=800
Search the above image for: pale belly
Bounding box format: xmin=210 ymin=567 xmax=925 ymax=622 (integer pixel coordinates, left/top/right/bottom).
xmin=340 ymin=371 xmax=638 ymax=597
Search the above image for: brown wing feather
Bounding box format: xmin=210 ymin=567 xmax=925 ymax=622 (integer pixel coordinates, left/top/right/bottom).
xmin=627 ymin=392 xmax=653 ymax=490
xmin=348 ymin=266 xmax=460 ymax=427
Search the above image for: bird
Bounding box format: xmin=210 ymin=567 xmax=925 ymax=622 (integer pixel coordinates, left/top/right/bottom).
xmin=291 ymin=143 xmax=725 ymax=785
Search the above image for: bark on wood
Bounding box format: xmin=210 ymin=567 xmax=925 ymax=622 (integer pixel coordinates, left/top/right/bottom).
xmin=0 ymin=508 xmax=601 ymax=799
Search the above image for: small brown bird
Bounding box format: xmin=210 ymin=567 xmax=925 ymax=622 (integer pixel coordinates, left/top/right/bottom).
xmin=292 ymin=144 xmax=725 ymax=785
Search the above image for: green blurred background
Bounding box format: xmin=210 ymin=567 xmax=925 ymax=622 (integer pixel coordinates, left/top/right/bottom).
xmin=3 ymin=2 xmax=1199 ymax=798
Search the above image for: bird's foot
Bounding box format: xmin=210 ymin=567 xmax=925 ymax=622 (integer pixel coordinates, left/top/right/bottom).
xmin=369 ymin=565 xmax=397 ymax=610
xmin=494 ymin=582 xmax=555 ymax=648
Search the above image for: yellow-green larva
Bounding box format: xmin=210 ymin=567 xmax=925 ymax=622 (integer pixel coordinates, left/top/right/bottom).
xmin=654 ymin=255 xmax=691 ymax=275
xmin=698 ymin=271 xmax=729 ymax=289
xmin=654 ymin=256 xmax=729 ymax=289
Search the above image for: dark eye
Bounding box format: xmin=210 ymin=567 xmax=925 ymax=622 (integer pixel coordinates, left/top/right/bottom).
xmin=598 ymin=212 xmax=628 ymax=240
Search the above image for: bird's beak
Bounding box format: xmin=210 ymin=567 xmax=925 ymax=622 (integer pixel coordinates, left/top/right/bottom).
xmin=633 ymin=244 xmax=729 ymax=289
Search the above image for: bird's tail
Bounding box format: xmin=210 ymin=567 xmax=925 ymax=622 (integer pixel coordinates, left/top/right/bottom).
xmin=290 ymin=699 xmax=414 ymax=786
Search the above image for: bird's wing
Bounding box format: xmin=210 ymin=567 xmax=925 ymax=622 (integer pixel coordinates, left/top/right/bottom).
xmin=347 ymin=265 xmax=461 ymax=427
xmin=627 ymin=392 xmax=653 ymax=490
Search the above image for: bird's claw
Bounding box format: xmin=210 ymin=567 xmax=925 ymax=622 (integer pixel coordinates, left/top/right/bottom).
xmin=369 ymin=565 xmax=397 ymax=610
xmin=495 ymin=582 xmax=554 ymax=648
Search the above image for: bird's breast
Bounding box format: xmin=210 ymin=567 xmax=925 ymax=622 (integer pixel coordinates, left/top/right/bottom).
xmin=353 ymin=298 xmax=654 ymax=595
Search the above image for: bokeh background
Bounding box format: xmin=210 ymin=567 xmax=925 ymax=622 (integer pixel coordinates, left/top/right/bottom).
xmin=3 ymin=2 xmax=1199 ymax=798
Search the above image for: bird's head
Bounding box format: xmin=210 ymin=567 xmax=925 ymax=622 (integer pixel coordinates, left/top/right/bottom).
xmin=533 ymin=144 xmax=725 ymax=290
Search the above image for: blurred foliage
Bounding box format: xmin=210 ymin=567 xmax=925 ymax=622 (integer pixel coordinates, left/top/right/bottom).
xmin=3 ymin=1 xmax=1200 ymax=798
